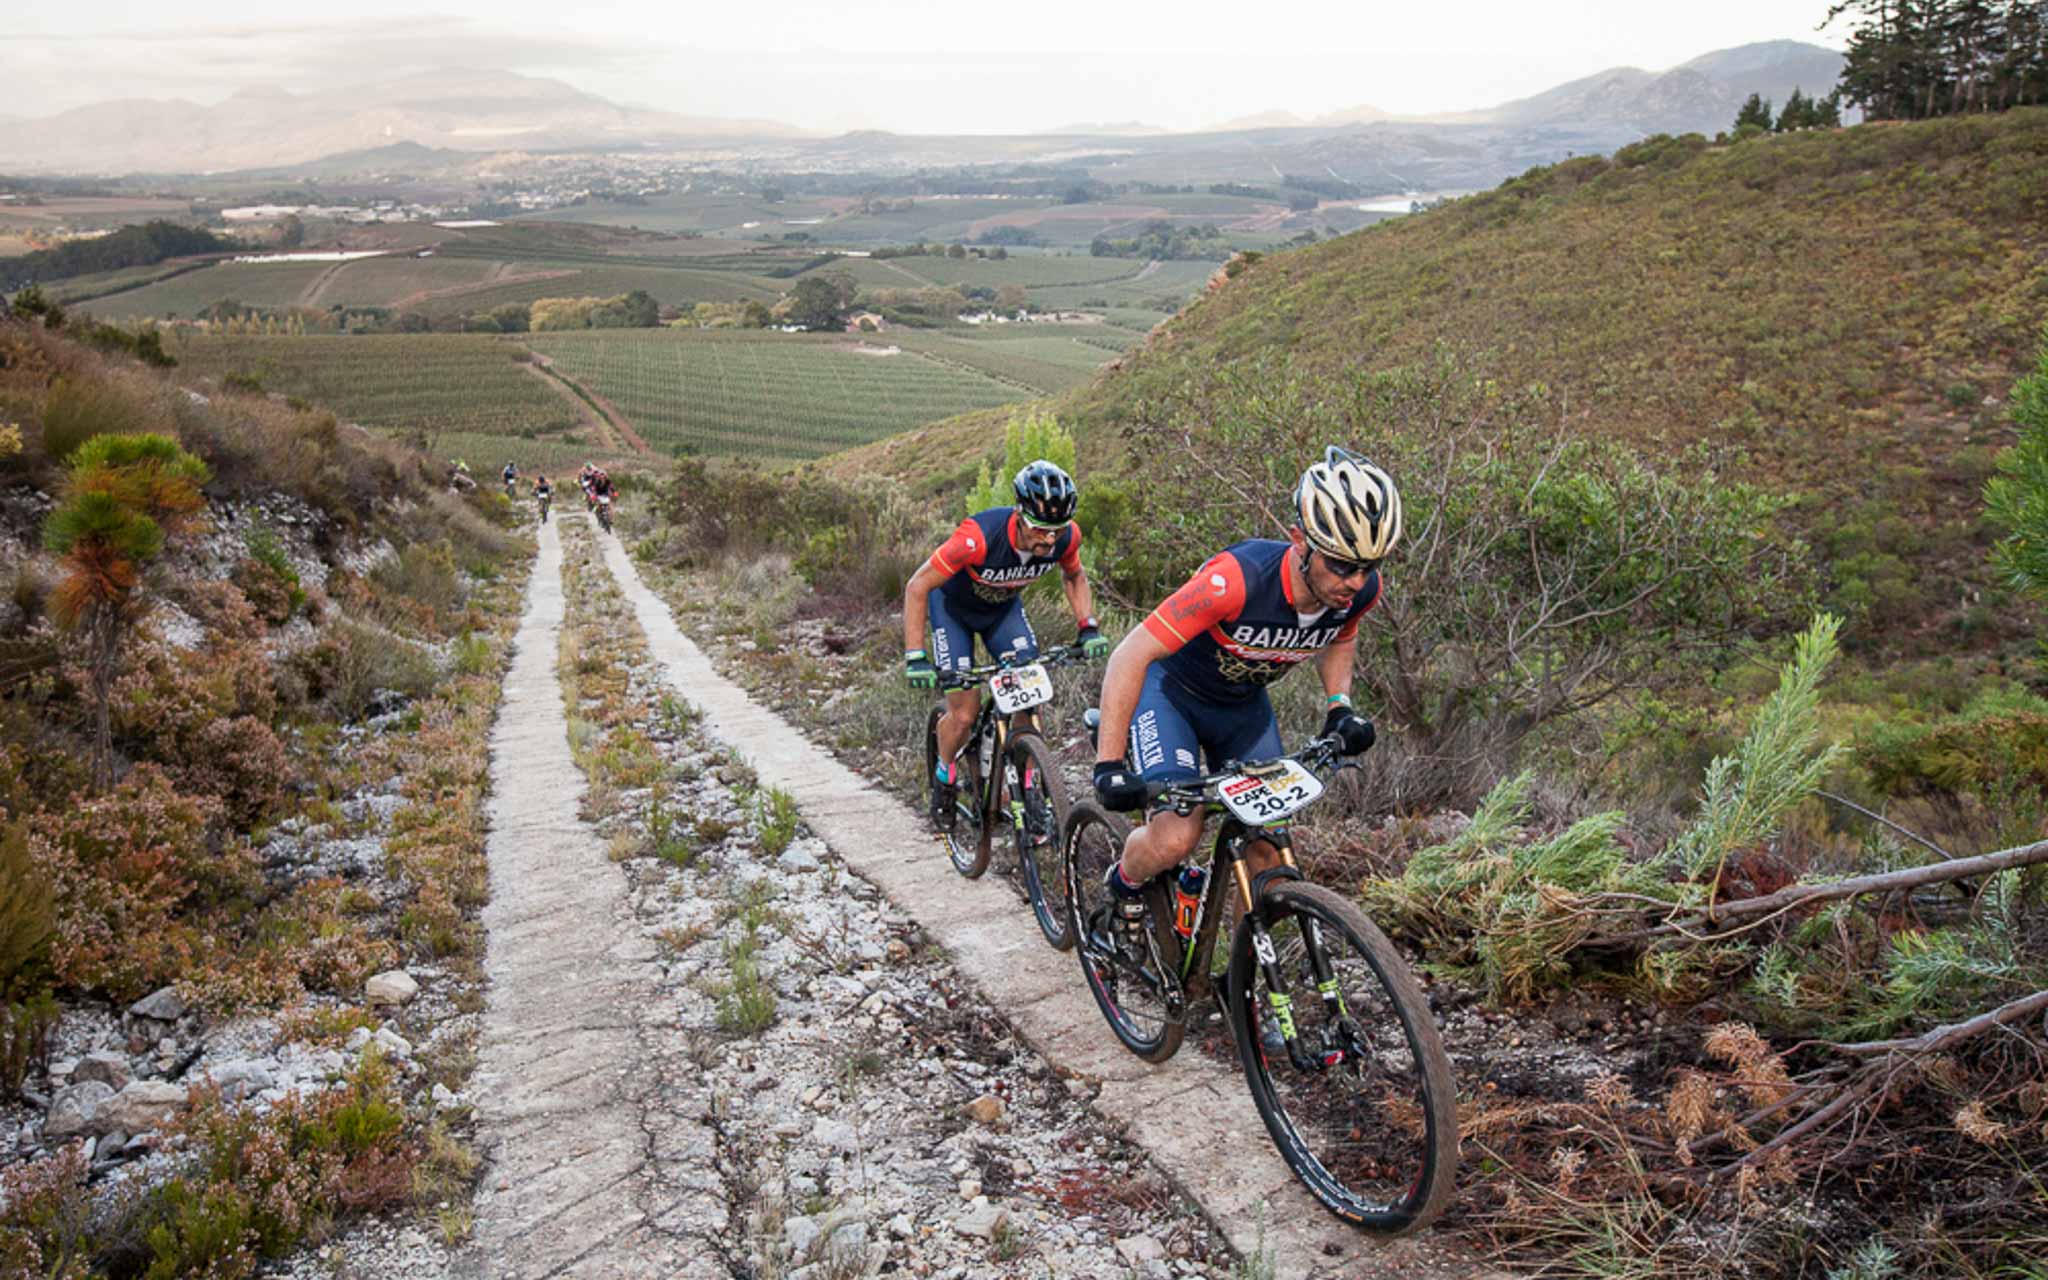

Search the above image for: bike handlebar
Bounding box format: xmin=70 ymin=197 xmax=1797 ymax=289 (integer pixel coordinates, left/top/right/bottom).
xmin=935 ymin=643 xmax=1091 ymax=691
xmin=1142 ymin=734 xmax=1347 ymax=813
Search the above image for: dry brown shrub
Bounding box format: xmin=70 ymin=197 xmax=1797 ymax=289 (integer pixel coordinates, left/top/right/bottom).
xmin=1953 ymin=1100 xmax=2009 ymax=1146
xmin=1586 ymin=1070 xmax=1636 ymax=1109
xmin=1702 ymin=1021 xmax=1794 ymax=1108
xmin=1665 ymin=1070 xmax=1723 ymax=1165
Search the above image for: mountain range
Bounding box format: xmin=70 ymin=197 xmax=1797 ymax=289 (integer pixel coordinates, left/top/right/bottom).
xmin=0 ymin=71 xmax=803 ymax=175
xmin=0 ymin=41 xmax=1845 ymax=177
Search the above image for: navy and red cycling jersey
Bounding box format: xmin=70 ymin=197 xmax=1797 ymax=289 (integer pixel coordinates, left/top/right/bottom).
xmin=1141 ymin=538 xmax=1380 ymax=704
xmin=930 ymin=507 xmax=1082 ymax=623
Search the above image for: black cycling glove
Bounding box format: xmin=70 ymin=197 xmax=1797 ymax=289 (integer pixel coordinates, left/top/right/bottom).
xmin=1092 ymin=761 xmax=1150 ymax=812
xmin=1321 ymin=705 xmax=1376 ymax=757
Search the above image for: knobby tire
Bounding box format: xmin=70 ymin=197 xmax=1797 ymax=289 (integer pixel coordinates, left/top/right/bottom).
xmin=1226 ymin=881 xmax=1457 ymax=1235
xmin=1010 ymin=732 xmax=1073 ymax=950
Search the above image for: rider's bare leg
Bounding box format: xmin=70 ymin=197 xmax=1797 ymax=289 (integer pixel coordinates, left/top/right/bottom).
xmin=934 ymin=688 xmax=978 ymax=774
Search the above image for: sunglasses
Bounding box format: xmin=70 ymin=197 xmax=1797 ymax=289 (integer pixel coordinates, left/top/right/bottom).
xmin=1019 ymin=514 xmax=1067 ymax=532
xmin=1317 ymin=551 xmax=1379 ymax=579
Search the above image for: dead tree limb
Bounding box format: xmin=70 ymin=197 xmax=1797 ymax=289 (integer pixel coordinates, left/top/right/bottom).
xmin=1589 ymin=837 xmax=2048 ymax=948
xmin=1720 ymin=987 xmax=2048 ymax=1175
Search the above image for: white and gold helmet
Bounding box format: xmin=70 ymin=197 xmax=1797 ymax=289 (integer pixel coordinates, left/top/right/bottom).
xmin=1293 ymin=446 xmax=1402 ymax=564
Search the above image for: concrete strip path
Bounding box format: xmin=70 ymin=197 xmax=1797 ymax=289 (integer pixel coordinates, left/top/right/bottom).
xmin=460 ymin=518 xmax=716 ymax=1278
xmin=595 ymin=535 xmax=1489 ymax=1280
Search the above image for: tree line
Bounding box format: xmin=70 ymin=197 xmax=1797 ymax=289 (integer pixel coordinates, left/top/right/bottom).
xmin=0 ymin=221 xmax=233 ymax=291
xmin=1827 ymin=0 xmax=2048 ymax=119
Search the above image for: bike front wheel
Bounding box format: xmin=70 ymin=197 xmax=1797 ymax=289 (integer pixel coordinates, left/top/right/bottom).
xmin=1009 ymin=733 xmax=1073 ymax=950
xmin=926 ymin=705 xmax=987 ymax=878
xmin=1226 ymin=881 xmax=1457 ymax=1235
xmin=1063 ymin=802 xmax=1184 ymax=1062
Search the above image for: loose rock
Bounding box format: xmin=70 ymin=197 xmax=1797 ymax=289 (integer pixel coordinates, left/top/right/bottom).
xmin=365 ymin=970 xmax=420 ymax=1007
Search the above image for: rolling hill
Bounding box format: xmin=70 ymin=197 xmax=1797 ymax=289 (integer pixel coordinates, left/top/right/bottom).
xmin=828 ymin=109 xmax=2048 ymax=655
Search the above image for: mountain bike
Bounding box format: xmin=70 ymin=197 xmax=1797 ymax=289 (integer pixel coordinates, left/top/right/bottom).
xmin=594 ymin=492 xmax=614 ymax=534
xmin=1062 ymin=722 xmax=1457 ymax=1234
xmin=537 ymin=490 xmax=551 ymax=522
xmin=925 ymin=644 xmax=1085 ymax=948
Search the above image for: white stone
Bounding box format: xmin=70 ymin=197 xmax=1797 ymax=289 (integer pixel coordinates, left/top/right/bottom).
xmin=128 ymin=987 xmax=187 ymax=1022
xmin=206 ymin=1059 xmax=276 ymax=1102
xmin=102 ymin=1081 xmax=188 ymax=1133
xmin=370 ymin=1028 xmax=413 ymax=1058
xmin=954 ymin=1203 xmax=1008 ymax=1240
xmin=44 ymin=1082 xmax=115 ymax=1139
xmin=366 ymin=970 xmax=420 ymax=1006
xmin=1116 ymin=1235 xmax=1166 ymax=1266
xmin=887 ymin=1213 xmax=915 ymax=1239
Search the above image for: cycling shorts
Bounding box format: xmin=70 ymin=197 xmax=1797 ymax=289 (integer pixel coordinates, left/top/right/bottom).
xmin=1127 ymin=664 xmax=1283 ymax=784
xmin=927 ymin=592 xmax=1038 ymax=674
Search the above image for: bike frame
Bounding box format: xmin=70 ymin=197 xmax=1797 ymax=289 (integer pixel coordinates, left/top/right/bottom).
xmin=1141 ymin=745 xmax=1360 ymax=1073
xmin=938 ymin=645 xmax=1083 ymax=862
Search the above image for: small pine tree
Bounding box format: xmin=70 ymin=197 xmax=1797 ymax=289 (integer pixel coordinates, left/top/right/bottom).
xmin=1735 ymin=92 xmax=1775 ymax=131
xmin=42 ymin=432 xmax=211 ymax=788
xmin=1985 ymin=327 xmax=2048 ymax=601
xmin=967 ymin=410 xmax=1079 ymax=516
xmin=1811 ymin=90 xmax=1844 ymax=128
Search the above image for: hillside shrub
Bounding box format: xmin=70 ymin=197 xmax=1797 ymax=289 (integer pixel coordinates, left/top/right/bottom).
xmin=1985 ymin=325 xmax=2048 ymax=601
xmin=29 ymin=765 xmax=258 ymax=1000
xmin=1857 ymin=686 xmax=2048 ymax=799
xmin=0 ymin=817 xmax=55 ymax=996
xmin=289 ymin=620 xmax=441 ymax=722
xmin=36 ymin=374 xmax=161 ymax=464
xmin=660 ymin=459 xmax=938 ymax=607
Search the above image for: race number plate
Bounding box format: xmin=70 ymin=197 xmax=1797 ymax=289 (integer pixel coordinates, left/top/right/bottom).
xmin=1218 ymin=759 xmax=1323 ymax=826
xmin=989 ymin=663 xmax=1054 ymax=715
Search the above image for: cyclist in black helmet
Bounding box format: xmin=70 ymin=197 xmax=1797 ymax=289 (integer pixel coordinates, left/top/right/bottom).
xmin=904 ymin=460 xmax=1110 ymax=829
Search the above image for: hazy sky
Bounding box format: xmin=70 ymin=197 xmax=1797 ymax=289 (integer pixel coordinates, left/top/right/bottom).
xmin=3 ymin=2 xmax=1851 ymax=133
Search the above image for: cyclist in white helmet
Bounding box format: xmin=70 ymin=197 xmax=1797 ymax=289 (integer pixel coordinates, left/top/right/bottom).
xmin=1089 ymin=447 xmax=1401 ymax=939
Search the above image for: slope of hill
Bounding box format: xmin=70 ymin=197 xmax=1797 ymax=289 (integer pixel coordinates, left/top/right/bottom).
xmin=830 ymin=109 xmax=2048 ymax=653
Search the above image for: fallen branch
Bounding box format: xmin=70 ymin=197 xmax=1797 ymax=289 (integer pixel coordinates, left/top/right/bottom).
xmin=1590 ymin=836 xmax=2048 ymax=948
xmin=1720 ymin=986 xmax=2048 ymax=1175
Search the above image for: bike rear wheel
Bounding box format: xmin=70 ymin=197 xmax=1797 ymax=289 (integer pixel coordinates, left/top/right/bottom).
xmin=926 ymin=705 xmax=987 ymax=878
xmin=1009 ymin=733 xmax=1073 ymax=950
xmin=1063 ymin=802 xmax=1184 ymax=1062
xmin=1227 ymin=880 xmax=1457 ymax=1234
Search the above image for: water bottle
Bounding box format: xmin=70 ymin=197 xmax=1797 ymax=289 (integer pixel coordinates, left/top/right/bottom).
xmin=1172 ymin=864 xmax=1206 ymax=939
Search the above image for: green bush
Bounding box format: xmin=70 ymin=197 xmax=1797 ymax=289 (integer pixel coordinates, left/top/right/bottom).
xmin=0 ymin=993 xmax=57 ymax=1101
xmin=0 ymin=819 xmax=54 ymax=995
xmin=371 ymin=541 xmax=465 ymax=616
xmin=1857 ymin=687 xmax=2048 ymax=799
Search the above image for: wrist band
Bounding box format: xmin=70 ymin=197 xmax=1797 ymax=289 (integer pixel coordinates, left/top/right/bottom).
xmin=906 ymin=649 xmax=926 ymax=660
xmin=1326 ymin=693 xmax=1352 ymax=708
xmin=1080 ymin=616 xmax=1097 ymax=630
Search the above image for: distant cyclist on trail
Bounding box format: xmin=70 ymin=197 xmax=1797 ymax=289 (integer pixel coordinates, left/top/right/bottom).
xmin=904 ymin=460 xmax=1111 ymax=829
xmin=1088 ymin=447 xmax=1397 ymax=940
xmin=502 ymin=460 xmax=518 ymax=495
